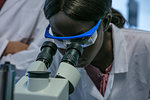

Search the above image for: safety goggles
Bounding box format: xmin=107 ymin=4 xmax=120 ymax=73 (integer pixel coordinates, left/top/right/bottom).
xmin=45 ymin=19 xmax=101 ymax=49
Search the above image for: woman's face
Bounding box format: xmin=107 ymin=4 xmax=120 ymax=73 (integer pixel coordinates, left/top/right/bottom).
xmin=49 ymin=11 xmax=104 ymax=67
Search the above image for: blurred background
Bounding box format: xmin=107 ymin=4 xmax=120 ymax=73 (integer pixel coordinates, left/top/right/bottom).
xmin=112 ymin=0 xmax=150 ymax=31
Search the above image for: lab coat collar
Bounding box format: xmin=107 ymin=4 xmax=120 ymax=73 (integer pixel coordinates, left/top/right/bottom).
xmin=79 ymin=69 xmax=104 ymax=100
xmin=110 ymin=24 xmax=129 ymax=74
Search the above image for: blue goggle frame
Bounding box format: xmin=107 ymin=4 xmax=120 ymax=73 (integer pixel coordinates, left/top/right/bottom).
xmin=45 ymin=19 xmax=101 ymax=40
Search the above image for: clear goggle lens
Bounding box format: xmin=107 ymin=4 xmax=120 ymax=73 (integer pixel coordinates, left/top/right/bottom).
xmin=49 ymin=28 xmax=97 ymax=49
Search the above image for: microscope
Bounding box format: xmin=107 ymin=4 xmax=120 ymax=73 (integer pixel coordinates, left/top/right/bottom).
xmin=14 ymin=41 xmax=83 ymax=100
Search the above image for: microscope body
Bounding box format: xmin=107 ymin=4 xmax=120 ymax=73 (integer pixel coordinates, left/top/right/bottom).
xmin=14 ymin=41 xmax=83 ymax=100
xmin=14 ymin=62 xmax=69 ymax=100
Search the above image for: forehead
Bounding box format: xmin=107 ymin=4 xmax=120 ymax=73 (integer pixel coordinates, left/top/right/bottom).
xmin=49 ymin=11 xmax=95 ymax=36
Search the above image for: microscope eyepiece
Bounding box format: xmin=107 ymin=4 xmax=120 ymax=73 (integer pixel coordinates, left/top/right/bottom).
xmin=61 ymin=42 xmax=83 ymax=67
xmin=36 ymin=41 xmax=57 ymax=68
xmin=41 ymin=41 xmax=57 ymax=54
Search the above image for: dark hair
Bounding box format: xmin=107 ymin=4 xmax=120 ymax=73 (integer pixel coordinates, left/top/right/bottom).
xmin=111 ymin=8 xmax=126 ymax=28
xmin=44 ymin=0 xmax=112 ymax=21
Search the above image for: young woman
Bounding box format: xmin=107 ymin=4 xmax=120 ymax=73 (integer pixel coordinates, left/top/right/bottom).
xmin=44 ymin=0 xmax=150 ymax=100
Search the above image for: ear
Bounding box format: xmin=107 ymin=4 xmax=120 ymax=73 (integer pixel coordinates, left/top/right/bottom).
xmin=102 ymin=13 xmax=112 ymax=32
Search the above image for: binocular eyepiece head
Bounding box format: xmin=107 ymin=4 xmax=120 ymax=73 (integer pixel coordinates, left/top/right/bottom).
xmin=36 ymin=41 xmax=83 ymax=68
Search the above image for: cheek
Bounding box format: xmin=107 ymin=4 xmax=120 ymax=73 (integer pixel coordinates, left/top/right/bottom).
xmin=77 ymin=32 xmax=103 ymax=67
xmin=82 ymin=30 xmax=103 ymax=59
xmin=77 ymin=45 xmax=100 ymax=67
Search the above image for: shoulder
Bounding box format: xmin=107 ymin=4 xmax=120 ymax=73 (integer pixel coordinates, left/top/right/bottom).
xmin=111 ymin=25 xmax=150 ymax=84
xmin=117 ymin=27 xmax=150 ymax=54
xmin=121 ymin=28 xmax=150 ymax=40
xmin=122 ymin=29 xmax=150 ymax=53
xmin=111 ymin=24 xmax=150 ymax=54
xmin=111 ymin=24 xmax=150 ymax=40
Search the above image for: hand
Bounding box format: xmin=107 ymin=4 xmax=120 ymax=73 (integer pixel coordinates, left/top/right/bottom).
xmin=2 ymin=41 xmax=29 ymax=56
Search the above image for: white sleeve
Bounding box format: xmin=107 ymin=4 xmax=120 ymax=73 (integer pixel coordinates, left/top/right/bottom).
xmin=0 ymin=38 xmax=9 ymax=57
xmin=0 ymin=3 xmax=48 ymax=79
xmin=28 ymin=3 xmax=49 ymax=48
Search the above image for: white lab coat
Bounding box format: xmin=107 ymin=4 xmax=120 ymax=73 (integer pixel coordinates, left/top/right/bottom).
xmin=49 ymin=24 xmax=150 ymax=100
xmin=0 ymin=0 xmax=49 ymax=78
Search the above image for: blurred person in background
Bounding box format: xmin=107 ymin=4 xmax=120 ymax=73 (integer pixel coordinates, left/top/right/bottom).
xmin=0 ymin=0 xmax=48 ymax=79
